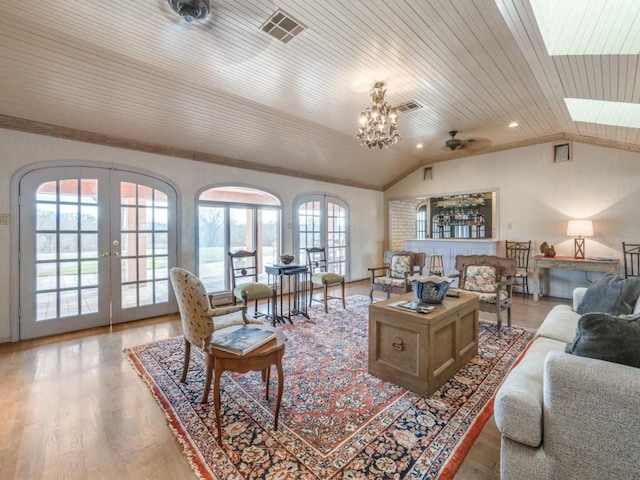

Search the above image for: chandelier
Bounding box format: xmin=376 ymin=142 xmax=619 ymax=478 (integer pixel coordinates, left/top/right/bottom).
xmin=357 ymin=82 xmax=400 ymax=149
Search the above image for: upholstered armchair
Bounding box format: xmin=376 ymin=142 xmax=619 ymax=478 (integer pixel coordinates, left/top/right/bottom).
xmin=368 ymin=250 xmax=426 ymax=302
xmin=169 ymin=267 xmax=262 ymax=403
xmin=451 ymin=255 xmax=516 ymax=331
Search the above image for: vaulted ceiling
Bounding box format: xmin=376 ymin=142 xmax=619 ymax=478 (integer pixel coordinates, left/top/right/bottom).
xmin=1 ymin=0 xmax=639 ymax=190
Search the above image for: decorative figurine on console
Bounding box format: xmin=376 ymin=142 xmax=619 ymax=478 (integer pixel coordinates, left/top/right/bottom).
xmin=540 ymin=241 xmax=556 ymax=257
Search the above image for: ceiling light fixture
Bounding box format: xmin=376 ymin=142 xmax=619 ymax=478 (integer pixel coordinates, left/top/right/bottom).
xmin=357 ymin=82 xmax=399 ymax=149
xmin=508 ymin=121 xmax=519 ymax=128
xmin=168 ymin=0 xmax=210 ymax=23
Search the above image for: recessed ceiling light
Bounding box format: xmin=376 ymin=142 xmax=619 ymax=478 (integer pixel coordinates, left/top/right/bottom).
xmin=565 ymin=98 xmax=640 ymax=129
xmin=416 ymin=143 xmax=423 ymax=149
xmin=530 ymin=0 xmax=640 ymax=55
xmin=508 ymin=122 xmax=519 ymax=128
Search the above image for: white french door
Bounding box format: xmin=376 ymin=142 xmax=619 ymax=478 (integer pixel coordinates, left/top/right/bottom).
xmin=19 ymin=166 xmax=177 ymax=339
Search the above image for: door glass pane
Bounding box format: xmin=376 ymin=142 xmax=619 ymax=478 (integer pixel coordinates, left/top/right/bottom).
xmin=81 ymin=288 xmax=99 ymax=314
xmin=118 ymin=182 xmax=172 ymax=309
xmin=37 ymin=292 xmax=57 ymax=320
xmin=60 ymin=262 xmax=79 ymax=288
xmin=36 ymin=234 xmax=56 ymax=261
xmin=81 ymin=205 xmax=98 ymax=230
xmin=121 ymin=232 xmax=136 ymax=257
xmin=59 ymin=204 xmax=78 ymax=231
xmin=36 ymin=263 xmax=57 ymax=290
xmin=198 ymin=205 xmax=226 ymax=292
xmin=154 ymin=280 xmax=168 ymax=302
xmin=33 ymin=178 xmax=102 ymax=324
xmin=327 ymin=202 xmax=347 ymax=275
xmin=80 ymin=233 xmax=98 ymax=259
xmin=297 ymin=200 xmax=321 ymax=263
xmin=36 ymin=203 xmax=57 ymax=230
xmin=60 ymin=289 xmax=79 ymax=317
xmin=59 ymin=233 xmax=78 ymax=259
xmin=80 ymin=261 xmax=98 ymax=286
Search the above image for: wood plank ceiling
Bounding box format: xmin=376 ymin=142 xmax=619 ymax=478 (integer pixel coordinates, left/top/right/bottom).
xmin=0 ymin=0 xmax=638 ymax=190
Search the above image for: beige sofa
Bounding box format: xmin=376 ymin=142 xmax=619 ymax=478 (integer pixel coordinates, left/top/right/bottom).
xmin=494 ymin=287 xmax=640 ymax=480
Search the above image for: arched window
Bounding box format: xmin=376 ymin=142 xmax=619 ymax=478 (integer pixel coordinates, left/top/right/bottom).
xmin=197 ymin=186 xmax=282 ymax=295
xmin=294 ymin=194 xmax=349 ymax=279
xmin=417 ymin=203 xmax=427 ymax=239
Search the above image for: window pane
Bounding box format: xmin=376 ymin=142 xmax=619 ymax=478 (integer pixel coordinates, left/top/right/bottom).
xmin=36 ymin=262 xmax=57 ymax=291
xmin=36 ymin=234 xmax=57 ymax=260
xmin=60 ymin=262 xmax=79 ymax=288
xmin=59 ymin=289 xmax=79 ymax=317
xmin=59 ymin=233 xmax=78 ymax=260
xmin=81 ymin=205 xmax=98 ymax=230
xmin=80 ymin=261 xmax=98 ymax=286
xmin=59 ymin=203 xmax=79 ymax=231
xmin=36 ymin=292 xmax=57 ymax=320
xmin=80 ymin=233 xmax=98 ymax=259
xmin=81 ymin=288 xmax=99 ymax=314
xmin=154 ymin=280 xmax=168 ymax=303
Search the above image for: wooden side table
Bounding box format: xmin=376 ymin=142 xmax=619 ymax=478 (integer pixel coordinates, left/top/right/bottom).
xmin=207 ymin=329 xmax=286 ymax=444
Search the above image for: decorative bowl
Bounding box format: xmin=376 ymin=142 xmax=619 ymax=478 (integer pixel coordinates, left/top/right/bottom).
xmin=411 ymin=276 xmax=453 ymax=304
xmin=279 ymin=254 xmax=295 ymax=265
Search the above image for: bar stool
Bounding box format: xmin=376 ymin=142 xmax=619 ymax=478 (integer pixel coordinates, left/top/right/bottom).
xmin=429 ymin=255 xmax=445 ymax=276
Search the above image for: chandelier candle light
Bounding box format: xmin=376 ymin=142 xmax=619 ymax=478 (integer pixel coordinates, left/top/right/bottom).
xmin=357 ymin=82 xmax=400 ymax=149
xmin=567 ymin=219 xmax=593 ymax=259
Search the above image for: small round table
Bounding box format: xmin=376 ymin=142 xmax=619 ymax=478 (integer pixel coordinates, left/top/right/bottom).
xmin=209 ymin=329 xmax=286 ymax=444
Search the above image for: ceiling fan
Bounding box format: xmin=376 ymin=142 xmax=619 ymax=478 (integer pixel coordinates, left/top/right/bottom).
xmin=167 ymin=0 xmax=210 ymax=23
xmin=444 ymin=131 xmax=467 ymax=150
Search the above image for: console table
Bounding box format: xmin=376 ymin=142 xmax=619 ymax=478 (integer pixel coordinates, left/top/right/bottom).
xmin=265 ymin=264 xmax=309 ymax=322
xmin=532 ymin=255 xmax=620 ymax=301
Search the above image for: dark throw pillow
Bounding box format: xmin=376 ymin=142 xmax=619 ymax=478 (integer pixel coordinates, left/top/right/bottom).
xmin=576 ymin=274 xmax=640 ymax=315
xmin=565 ymin=312 xmax=640 ymax=368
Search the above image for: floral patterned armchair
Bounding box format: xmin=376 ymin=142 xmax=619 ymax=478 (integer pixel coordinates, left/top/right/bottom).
xmin=169 ymin=267 xmax=262 ymax=403
xmin=368 ymin=250 xmax=426 ymax=302
xmin=451 ymin=255 xmax=516 ymax=331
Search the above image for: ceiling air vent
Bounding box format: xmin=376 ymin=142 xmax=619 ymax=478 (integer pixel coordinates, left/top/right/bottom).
xmin=261 ymin=9 xmax=306 ymax=43
xmin=396 ymin=100 xmax=423 ymax=113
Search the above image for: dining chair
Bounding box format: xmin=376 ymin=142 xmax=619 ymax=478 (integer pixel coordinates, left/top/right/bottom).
xmin=306 ymin=246 xmax=345 ymax=313
xmin=505 ymin=240 xmax=532 ymax=297
xmin=229 ymin=250 xmax=277 ymax=324
xmin=622 ymin=242 xmax=640 ymax=278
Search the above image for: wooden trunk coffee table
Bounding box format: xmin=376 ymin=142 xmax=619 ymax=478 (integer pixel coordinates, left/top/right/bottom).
xmin=368 ymin=292 xmax=479 ymax=396
xmin=208 ymin=329 xmax=286 ymax=444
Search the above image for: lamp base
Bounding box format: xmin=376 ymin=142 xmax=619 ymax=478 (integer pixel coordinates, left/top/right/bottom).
xmin=574 ymin=237 xmax=585 ymax=259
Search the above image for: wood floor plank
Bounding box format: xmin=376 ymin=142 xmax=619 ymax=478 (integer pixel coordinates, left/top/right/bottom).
xmin=0 ymin=281 xmax=567 ymax=479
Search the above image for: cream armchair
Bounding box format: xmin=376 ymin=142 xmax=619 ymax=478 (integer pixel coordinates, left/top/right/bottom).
xmin=169 ymin=267 xmax=262 ymax=403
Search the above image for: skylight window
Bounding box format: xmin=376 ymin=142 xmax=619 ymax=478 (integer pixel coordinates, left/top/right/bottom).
xmin=530 ymin=0 xmax=640 ymax=55
xmin=565 ymin=98 xmax=640 ymax=129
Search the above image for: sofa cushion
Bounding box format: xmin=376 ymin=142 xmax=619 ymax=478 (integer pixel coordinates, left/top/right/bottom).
xmin=565 ymin=312 xmax=640 ymax=368
xmin=576 ymin=274 xmax=640 ymax=315
xmin=390 ymin=253 xmax=413 ymax=279
xmin=494 ymin=336 xmax=567 ymax=448
xmin=464 ymin=265 xmax=497 ymax=293
xmin=534 ymin=305 xmax=581 ymax=343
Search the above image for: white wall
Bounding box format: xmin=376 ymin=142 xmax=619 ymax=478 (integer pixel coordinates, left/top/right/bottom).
xmin=386 ymin=141 xmax=640 ymax=297
xmin=0 ymin=128 xmax=384 ymax=342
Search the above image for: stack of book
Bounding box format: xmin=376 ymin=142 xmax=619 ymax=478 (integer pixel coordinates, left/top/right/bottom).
xmin=210 ymin=325 xmax=277 ymax=356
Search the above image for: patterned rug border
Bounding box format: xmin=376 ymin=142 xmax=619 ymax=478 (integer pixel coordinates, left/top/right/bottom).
xmin=126 ymin=294 xmax=535 ymax=479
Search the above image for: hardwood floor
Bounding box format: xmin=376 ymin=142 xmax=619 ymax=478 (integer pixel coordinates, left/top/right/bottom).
xmin=0 ymin=281 xmax=569 ymax=479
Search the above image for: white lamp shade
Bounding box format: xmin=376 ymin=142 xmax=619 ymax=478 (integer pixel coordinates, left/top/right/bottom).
xmin=566 ymin=220 xmax=593 ymax=237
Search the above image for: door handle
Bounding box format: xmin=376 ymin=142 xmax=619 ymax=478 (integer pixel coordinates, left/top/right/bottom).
xmin=112 ymin=251 xmax=120 ymax=257
xmin=100 ymin=252 xmax=110 ymax=257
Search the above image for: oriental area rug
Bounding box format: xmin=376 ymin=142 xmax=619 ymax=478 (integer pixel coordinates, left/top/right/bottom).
xmin=126 ymin=295 xmax=534 ymax=479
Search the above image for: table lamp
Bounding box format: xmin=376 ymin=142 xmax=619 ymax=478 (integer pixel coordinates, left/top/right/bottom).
xmin=566 ymin=220 xmax=593 ymax=259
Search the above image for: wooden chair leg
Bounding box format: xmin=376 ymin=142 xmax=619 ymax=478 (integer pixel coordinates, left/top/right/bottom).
xmin=181 ymin=337 xmax=191 ymax=383
xmin=308 ymin=282 xmax=314 ymax=307
xmin=323 ymin=283 xmax=329 ymax=313
xmin=341 ymin=281 xmax=346 ymax=309
xmin=201 ymin=353 xmax=214 ymax=404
